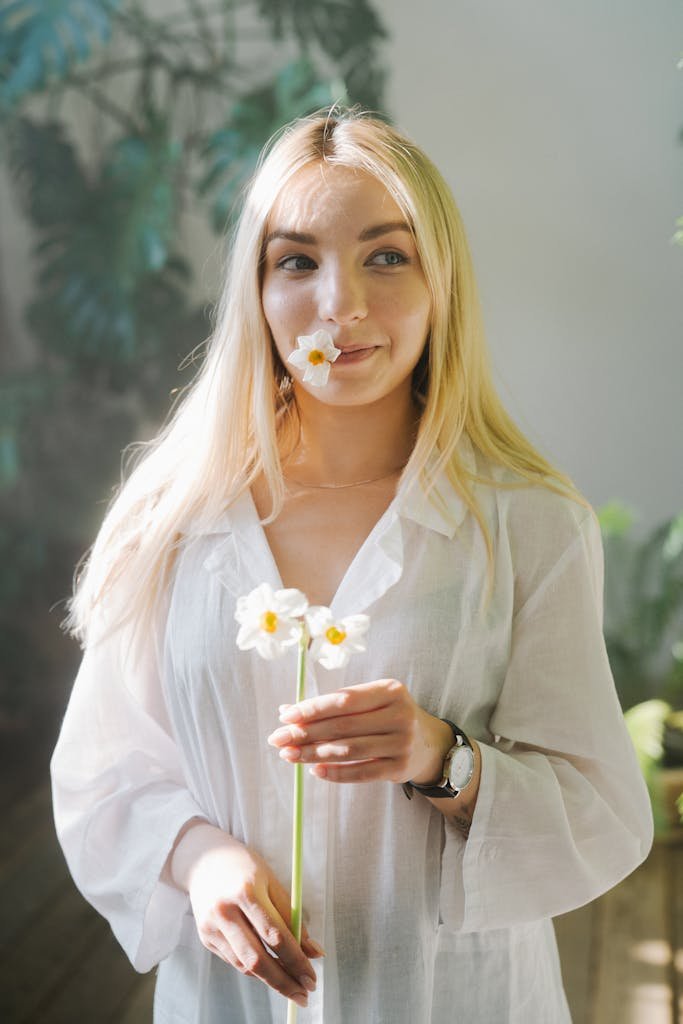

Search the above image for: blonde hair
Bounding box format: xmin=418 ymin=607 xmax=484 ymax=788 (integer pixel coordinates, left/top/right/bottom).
xmin=67 ymin=107 xmax=584 ymax=643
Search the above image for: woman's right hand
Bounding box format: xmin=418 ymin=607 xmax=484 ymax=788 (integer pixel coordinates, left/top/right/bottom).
xmin=169 ymin=821 xmax=322 ymax=1009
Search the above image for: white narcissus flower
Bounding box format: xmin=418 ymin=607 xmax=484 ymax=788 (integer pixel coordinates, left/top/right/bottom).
xmin=306 ymin=606 xmax=370 ymax=670
xmin=287 ymin=329 xmax=341 ymax=387
xmin=235 ymin=583 xmax=308 ymax=660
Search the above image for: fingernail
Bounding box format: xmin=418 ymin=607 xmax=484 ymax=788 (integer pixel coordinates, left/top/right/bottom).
xmin=279 ymin=703 xmax=292 ymax=712
xmin=299 ymin=974 xmax=316 ymax=992
xmin=292 ymin=993 xmax=308 ymax=1007
xmin=308 ymin=939 xmax=326 ymax=956
xmin=279 ymin=747 xmax=300 ymax=761
xmin=280 ymin=707 xmax=302 ymax=723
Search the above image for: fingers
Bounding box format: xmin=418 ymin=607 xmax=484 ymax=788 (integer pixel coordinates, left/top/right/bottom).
xmin=206 ymin=910 xmax=311 ymax=1007
xmin=309 ymin=759 xmax=396 ymax=783
xmin=276 ymin=732 xmax=400 ymax=765
xmin=191 ymin=840 xmax=322 ymax=1006
xmin=269 ymin=705 xmax=401 ymax=748
xmin=278 ymin=679 xmax=406 ymax=725
xmin=246 ymin=891 xmax=317 ymax=992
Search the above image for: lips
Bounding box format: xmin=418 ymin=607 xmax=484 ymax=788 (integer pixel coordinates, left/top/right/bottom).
xmin=334 ymin=345 xmax=378 ymax=364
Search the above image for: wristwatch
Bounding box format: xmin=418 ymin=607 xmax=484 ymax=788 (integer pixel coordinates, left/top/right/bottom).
xmin=402 ymin=719 xmax=475 ymax=800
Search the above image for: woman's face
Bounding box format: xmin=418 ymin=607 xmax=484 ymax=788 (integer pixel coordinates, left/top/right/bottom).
xmin=260 ymin=162 xmax=431 ymax=408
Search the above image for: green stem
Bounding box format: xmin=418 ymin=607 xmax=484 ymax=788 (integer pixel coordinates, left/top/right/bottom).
xmin=288 ymin=624 xmax=308 ymax=1023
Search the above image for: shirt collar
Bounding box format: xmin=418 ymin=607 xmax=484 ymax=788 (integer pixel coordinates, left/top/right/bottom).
xmin=396 ymin=435 xmax=476 ymax=539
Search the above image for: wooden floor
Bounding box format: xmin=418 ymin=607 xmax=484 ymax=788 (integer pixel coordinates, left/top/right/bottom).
xmin=1 ymin=779 xmax=682 ymax=1023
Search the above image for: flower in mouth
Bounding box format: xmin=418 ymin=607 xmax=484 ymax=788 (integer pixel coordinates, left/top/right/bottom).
xmin=287 ymin=329 xmax=342 ymax=387
xmin=306 ymin=606 xmax=370 ymax=670
xmin=235 ymin=583 xmax=309 ymax=659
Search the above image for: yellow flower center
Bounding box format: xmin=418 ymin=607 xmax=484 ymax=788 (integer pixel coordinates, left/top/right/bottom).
xmin=325 ymin=626 xmax=347 ymax=645
xmin=260 ymin=610 xmax=278 ymax=633
xmin=308 ymin=349 xmax=325 ymax=366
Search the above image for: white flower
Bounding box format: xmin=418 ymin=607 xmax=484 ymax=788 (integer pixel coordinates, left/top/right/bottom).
xmin=287 ymin=330 xmax=341 ymax=387
xmin=306 ymin=606 xmax=370 ymax=670
xmin=235 ymin=583 xmax=308 ymax=660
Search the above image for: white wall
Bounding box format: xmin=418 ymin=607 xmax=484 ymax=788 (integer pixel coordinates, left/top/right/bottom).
xmin=375 ymin=0 xmax=683 ymax=528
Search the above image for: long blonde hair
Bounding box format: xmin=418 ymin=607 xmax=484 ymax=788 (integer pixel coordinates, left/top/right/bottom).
xmin=67 ymin=107 xmax=583 ymax=644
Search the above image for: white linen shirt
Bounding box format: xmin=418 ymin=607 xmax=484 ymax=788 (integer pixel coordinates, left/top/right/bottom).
xmin=51 ymin=442 xmax=653 ymax=1024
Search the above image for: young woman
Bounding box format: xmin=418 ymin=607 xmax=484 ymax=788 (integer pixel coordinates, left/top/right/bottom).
xmin=51 ymin=109 xmax=653 ymax=1023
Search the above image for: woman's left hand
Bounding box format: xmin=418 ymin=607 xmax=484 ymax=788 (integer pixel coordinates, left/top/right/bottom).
xmin=266 ymin=679 xmax=453 ymax=785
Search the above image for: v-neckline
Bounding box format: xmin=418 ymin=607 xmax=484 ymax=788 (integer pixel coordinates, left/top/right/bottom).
xmin=242 ymin=486 xmax=404 ymax=616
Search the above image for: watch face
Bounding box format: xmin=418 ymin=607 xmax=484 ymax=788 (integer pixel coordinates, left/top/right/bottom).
xmin=448 ymin=745 xmax=474 ymax=790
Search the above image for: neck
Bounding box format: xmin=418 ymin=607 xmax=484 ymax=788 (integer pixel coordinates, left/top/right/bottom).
xmin=282 ymin=384 xmax=420 ymax=486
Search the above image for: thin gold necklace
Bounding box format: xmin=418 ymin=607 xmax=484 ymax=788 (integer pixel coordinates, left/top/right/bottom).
xmin=283 ymin=464 xmax=406 ymax=490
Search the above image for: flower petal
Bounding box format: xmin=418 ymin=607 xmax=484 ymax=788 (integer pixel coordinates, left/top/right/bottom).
xmin=305 ymin=605 xmax=334 ymax=636
xmin=340 ymin=614 xmax=370 ymax=641
xmin=235 ymin=582 xmax=275 ymax=622
xmin=305 ymin=360 xmax=331 ymax=387
xmin=235 ymin=622 xmax=261 ymax=650
xmin=274 ymin=588 xmax=309 ymax=617
xmin=255 ymin=634 xmax=291 ymax=660
xmin=316 ymin=642 xmax=351 ymax=670
xmin=287 ymin=349 xmax=311 ymax=370
xmin=289 ymin=332 xmax=340 ymax=388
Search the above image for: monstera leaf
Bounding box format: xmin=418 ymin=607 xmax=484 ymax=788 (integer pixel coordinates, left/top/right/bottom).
xmin=257 ymin=0 xmax=385 ymax=61
xmin=199 ymin=58 xmax=337 ymax=230
xmin=5 ymin=117 xmax=86 ymax=226
xmin=21 ymin=126 xmax=185 ymax=364
xmin=0 ymin=0 xmax=121 ymax=104
xmin=600 ymin=503 xmax=683 ymax=709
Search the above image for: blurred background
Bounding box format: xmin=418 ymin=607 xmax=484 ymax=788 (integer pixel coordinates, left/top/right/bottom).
xmin=0 ymin=1 xmax=682 ymax=1022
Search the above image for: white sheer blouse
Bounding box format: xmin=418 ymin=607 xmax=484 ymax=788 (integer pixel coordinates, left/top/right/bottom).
xmin=51 ymin=442 xmax=653 ymax=1023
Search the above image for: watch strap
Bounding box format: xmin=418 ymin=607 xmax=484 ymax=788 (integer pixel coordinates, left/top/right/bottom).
xmin=402 ymin=719 xmax=472 ymax=800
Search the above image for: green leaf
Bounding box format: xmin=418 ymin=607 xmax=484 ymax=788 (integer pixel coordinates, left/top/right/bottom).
xmin=5 ymin=116 xmax=87 ymax=226
xmin=342 ymin=44 xmax=387 ymax=111
xmin=663 ymin=514 xmax=683 ymax=562
xmin=0 ymin=0 xmax=122 ymax=105
xmin=18 ymin=123 xmax=184 ymax=364
xmin=256 ymin=0 xmax=386 ymax=61
xmin=198 ymin=59 xmax=337 ymax=230
xmin=625 ymin=699 xmax=670 ymax=769
xmin=624 ymin=699 xmax=671 ymax=834
xmin=597 ymin=499 xmax=636 ymax=538
xmin=102 ymin=132 xmax=180 ymax=284
xmin=673 ymin=216 xmax=683 ymax=247
xmin=0 ymin=427 xmax=20 ymax=489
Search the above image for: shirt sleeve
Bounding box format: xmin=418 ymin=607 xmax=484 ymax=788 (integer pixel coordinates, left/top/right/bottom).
xmin=441 ymin=508 xmax=654 ymax=932
xmin=50 ymin=600 xmax=206 ymax=971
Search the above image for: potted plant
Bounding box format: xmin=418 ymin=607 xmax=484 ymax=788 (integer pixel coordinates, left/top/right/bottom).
xmin=598 ymin=501 xmax=683 ymax=831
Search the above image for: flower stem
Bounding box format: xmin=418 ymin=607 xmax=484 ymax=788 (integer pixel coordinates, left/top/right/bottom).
xmin=288 ymin=625 xmax=308 ymax=1023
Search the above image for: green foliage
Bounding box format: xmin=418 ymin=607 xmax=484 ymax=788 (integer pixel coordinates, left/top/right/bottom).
xmin=0 ymin=0 xmax=121 ymax=104
xmin=599 ymin=501 xmax=683 ymax=710
xmin=257 ymin=0 xmax=386 ymax=60
xmin=624 ymin=699 xmax=670 ymax=832
xmin=0 ymin=0 xmax=388 ymax=715
xmin=674 ymin=215 xmax=683 ymax=248
xmin=200 ymin=58 xmax=338 ymax=228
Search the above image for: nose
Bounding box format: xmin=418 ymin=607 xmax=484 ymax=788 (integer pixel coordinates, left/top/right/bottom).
xmin=317 ymin=262 xmax=367 ymax=325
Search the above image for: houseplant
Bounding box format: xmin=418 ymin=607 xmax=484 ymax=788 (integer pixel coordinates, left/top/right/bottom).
xmin=599 ymin=501 xmax=683 ymax=830
xmin=0 ymin=0 xmax=388 ymax=725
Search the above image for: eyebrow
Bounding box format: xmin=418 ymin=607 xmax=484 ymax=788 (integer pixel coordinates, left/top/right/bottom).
xmin=263 ymin=220 xmax=411 ymax=248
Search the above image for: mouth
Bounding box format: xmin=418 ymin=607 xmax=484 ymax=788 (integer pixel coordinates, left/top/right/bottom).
xmin=335 ymin=345 xmax=379 ymax=364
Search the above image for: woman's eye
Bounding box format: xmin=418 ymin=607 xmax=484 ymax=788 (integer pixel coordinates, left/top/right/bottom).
xmin=278 ymin=255 xmax=316 ymax=271
xmin=369 ymin=251 xmax=407 ymax=267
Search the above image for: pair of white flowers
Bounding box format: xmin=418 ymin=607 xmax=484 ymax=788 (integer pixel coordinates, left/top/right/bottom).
xmin=287 ymin=329 xmax=341 ymax=387
xmin=235 ymin=582 xmax=369 ymax=670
